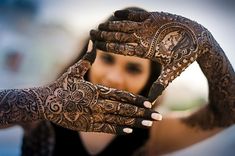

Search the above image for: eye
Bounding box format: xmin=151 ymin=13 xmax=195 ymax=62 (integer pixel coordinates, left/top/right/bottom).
xmin=126 ymin=63 xmax=142 ymax=75
xmin=100 ymin=53 xmax=114 ymax=65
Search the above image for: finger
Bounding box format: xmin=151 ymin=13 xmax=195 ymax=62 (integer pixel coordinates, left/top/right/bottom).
xmin=148 ymin=82 xmax=165 ymax=102
xmin=98 ymin=21 xmax=141 ymax=33
xmin=96 ymin=99 xmax=162 ymax=121
xmin=95 ymin=41 xmax=146 ymax=58
xmin=89 ymin=122 xmax=133 ymax=135
xmin=82 ymin=40 xmax=97 ymax=65
xmin=90 ymin=30 xmax=137 ymax=43
xmin=69 ymin=41 xmax=97 ymax=78
xmin=148 ymin=61 xmax=191 ymax=102
xmin=94 ymin=114 xmax=154 ymax=129
xmin=114 ymin=9 xmax=149 ymax=22
xmin=96 ymin=84 xmax=149 ymax=108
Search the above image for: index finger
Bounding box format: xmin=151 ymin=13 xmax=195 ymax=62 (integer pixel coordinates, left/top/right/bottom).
xmin=98 ymin=21 xmax=141 ymax=33
xmin=114 ymin=9 xmax=150 ymax=22
xmin=96 ymin=84 xmax=152 ymax=108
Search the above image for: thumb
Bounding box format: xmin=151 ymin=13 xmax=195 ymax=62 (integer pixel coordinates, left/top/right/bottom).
xmin=82 ymin=40 xmax=97 ymax=65
xmin=148 ymin=82 xmax=165 ymax=103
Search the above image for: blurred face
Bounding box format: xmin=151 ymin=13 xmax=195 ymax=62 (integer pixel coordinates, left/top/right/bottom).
xmin=89 ymin=50 xmax=151 ymax=94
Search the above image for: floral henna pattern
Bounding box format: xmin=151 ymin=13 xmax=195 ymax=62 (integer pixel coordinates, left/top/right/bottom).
xmin=0 ymin=48 xmax=160 ymax=133
xmin=90 ymin=10 xmax=235 ymax=128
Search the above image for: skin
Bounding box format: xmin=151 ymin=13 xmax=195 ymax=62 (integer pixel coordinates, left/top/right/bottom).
xmin=80 ymin=43 xmax=152 ymax=154
xmin=90 ymin=9 xmax=235 ymax=155
xmin=89 ymin=50 xmax=151 ymax=93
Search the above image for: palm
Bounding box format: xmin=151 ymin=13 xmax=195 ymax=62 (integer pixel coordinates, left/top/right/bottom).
xmin=43 ymin=46 xmax=158 ymax=134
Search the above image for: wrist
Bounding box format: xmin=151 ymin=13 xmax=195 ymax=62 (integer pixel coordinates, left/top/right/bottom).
xmin=30 ymin=85 xmax=53 ymax=121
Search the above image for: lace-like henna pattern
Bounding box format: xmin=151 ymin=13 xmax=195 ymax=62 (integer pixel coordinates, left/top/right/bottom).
xmin=0 ymin=50 xmax=159 ymax=133
xmin=0 ymin=89 xmax=42 ymax=126
xmin=91 ymin=10 xmax=235 ymax=129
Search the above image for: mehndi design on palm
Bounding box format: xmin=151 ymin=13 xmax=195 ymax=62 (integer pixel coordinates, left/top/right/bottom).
xmin=0 ymin=43 xmax=161 ymax=134
xmin=90 ymin=10 xmax=235 ymax=128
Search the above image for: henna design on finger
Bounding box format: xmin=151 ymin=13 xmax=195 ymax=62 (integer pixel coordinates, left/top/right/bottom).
xmin=97 ymin=85 xmax=138 ymax=104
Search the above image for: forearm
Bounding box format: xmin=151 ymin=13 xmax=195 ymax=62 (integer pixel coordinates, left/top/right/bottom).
xmin=0 ymin=87 xmax=45 ymax=126
xmin=182 ymin=33 xmax=235 ymax=129
xmin=156 ymin=11 xmax=234 ymax=129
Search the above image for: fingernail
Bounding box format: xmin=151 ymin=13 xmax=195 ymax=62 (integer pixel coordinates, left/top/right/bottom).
xmin=142 ymin=120 xmax=153 ymax=127
xmin=123 ymin=128 xmax=133 ymax=133
xmin=144 ymin=101 xmax=152 ymax=108
xmin=151 ymin=113 xmax=162 ymax=121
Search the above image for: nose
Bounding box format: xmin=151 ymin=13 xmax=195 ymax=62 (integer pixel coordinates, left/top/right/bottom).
xmin=104 ymin=66 xmax=125 ymax=90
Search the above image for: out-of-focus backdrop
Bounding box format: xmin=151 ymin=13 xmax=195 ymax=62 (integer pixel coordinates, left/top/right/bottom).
xmin=0 ymin=0 xmax=234 ymax=155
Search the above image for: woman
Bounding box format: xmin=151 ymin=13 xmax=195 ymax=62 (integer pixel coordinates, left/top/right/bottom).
xmin=20 ymin=7 xmax=163 ymax=156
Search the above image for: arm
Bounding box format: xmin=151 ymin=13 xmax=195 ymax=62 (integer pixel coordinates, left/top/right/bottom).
xmin=147 ymin=115 xmax=222 ymax=155
xmin=0 ymin=45 xmax=161 ymax=134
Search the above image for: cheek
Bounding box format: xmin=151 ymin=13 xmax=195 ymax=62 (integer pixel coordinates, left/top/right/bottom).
xmin=88 ymin=61 xmax=104 ymax=84
xmin=126 ymin=70 xmax=150 ymax=95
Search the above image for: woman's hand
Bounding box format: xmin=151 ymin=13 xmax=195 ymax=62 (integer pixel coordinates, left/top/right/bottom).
xmin=0 ymin=43 xmax=162 ymax=134
xmin=90 ymin=9 xmax=211 ymax=102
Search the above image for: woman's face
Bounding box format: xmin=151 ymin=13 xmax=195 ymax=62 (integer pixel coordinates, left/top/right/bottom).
xmin=89 ymin=50 xmax=151 ymax=94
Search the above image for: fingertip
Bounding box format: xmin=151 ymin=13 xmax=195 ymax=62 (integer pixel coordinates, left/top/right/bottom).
xmin=151 ymin=113 xmax=162 ymax=121
xmin=98 ymin=23 xmax=108 ymax=30
xmin=148 ymin=83 xmax=165 ymax=102
xmin=123 ymin=127 xmax=133 ymax=134
xmin=143 ymin=101 xmax=152 ymax=109
xmin=141 ymin=120 xmax=153 ymax=127
xmin=83 ymin=49 xmax=96 ymax=64
xmin=90 ymin=29 xmax=95 ymax=37
xmin=114 ymin=10 xmax=130 ymax=18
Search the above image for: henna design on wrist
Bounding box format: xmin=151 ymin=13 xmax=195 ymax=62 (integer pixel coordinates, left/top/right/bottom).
xmin=0 ymin=88 xmax=43 ymax=126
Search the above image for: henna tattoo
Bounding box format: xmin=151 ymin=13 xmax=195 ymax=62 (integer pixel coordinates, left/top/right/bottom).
xmin=0 ymin=88 xmax=42 ymax=126
xmin=0 ymin=48 xmax=161 ymax=133
xmin=90 ymin=9 xmax=235 ymax=129
xmin=182 ymin=32 xmax=235 ymax=129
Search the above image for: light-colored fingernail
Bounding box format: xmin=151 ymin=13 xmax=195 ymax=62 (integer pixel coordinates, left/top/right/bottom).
xmin=144 ymin=101 xmax=152 ymax=108
xmin=151 ymin=113 xmax=162 ymax=121
xmin=123 ymin=128 xmax=133 ymax=133
xmin=142 ymin=120 xmax=153 ymax=127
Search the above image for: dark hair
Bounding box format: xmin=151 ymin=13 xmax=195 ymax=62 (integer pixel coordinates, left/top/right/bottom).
xmin=59 ymin=7 xmax=162 ymax=98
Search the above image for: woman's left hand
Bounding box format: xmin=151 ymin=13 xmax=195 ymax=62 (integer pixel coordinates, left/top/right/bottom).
xmin=90 ymin=9 xmax=210 ymax=102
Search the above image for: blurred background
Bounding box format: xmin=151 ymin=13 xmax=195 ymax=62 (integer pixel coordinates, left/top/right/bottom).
xmin=0 ymin=0 xmax=234 ymax=155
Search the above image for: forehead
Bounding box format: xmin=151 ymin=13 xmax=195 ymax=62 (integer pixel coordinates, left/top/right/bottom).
xmin=97 ymin=49 xmax=150 ymax=65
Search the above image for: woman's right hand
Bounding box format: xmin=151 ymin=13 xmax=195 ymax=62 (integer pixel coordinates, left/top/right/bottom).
xmin=0 ymin=43 xmax=162 ymax=134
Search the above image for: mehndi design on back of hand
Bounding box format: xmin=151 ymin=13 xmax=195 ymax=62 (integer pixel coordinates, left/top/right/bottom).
xmin=91 ymin=10 xmax=206 ymax=101
xmin=0 ymin=42 xmax=161 ymax=134
xmin=90 ymin=10 xmax=235 ymax=128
